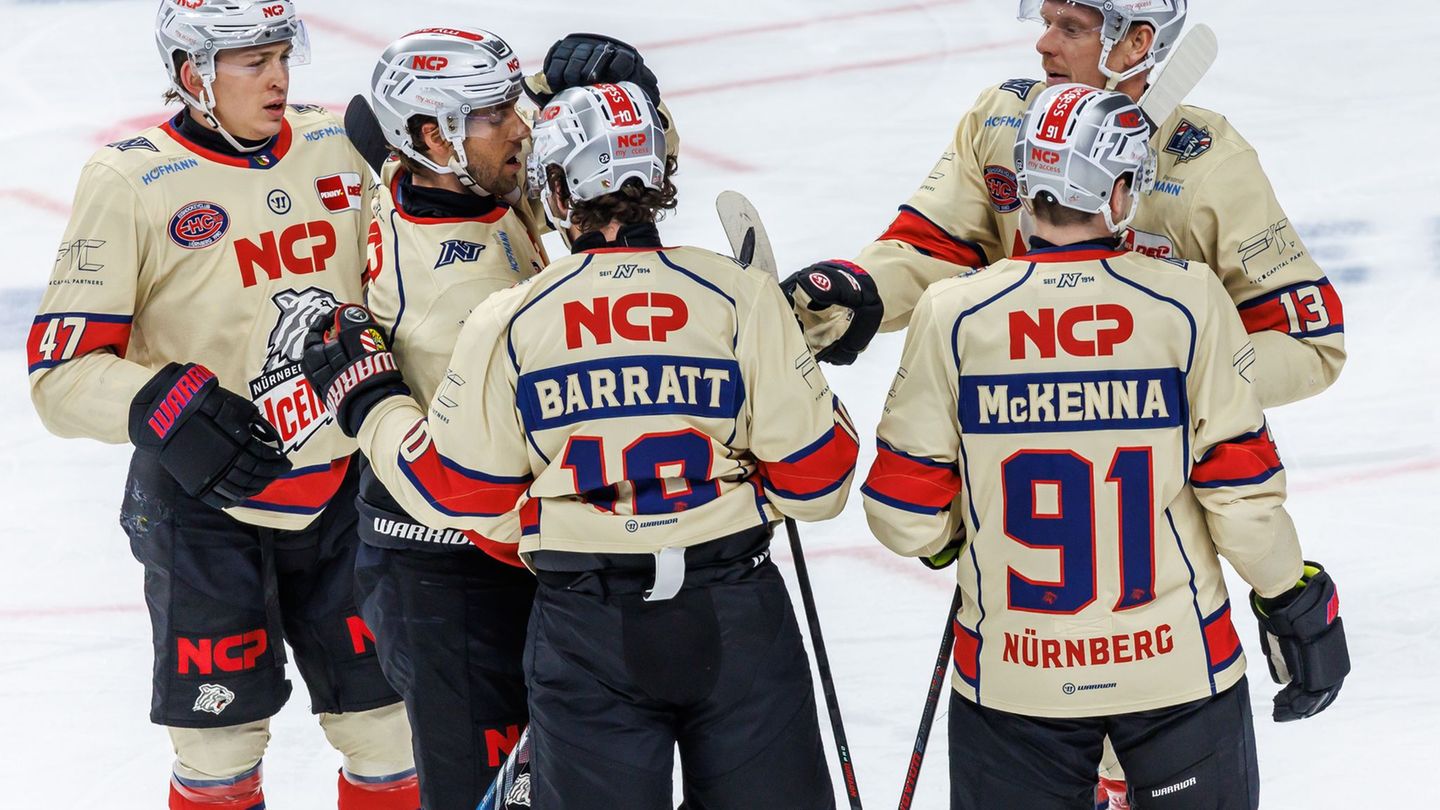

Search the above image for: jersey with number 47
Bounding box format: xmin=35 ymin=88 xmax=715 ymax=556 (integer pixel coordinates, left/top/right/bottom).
xmin=862 ymin=243 xmax=1304 ymax=717
xmin=852 ymin=79 xmax=1344 ymax=408
xmin=359 ymin=244 xmax=859 ymax=556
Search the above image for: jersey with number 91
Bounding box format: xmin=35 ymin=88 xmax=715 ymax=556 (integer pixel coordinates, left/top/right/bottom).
xmin=862 ymin=242 xmax=1304 ymax=717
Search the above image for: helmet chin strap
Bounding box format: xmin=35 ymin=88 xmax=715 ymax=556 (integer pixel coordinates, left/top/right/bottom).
xmin=1102 ymin=186 xmax=1141 ymax=235
xmin=180 ymin=72 xmax=273 ymax=154
xmin=1097 ymin=28 xmax=1156 ymax=89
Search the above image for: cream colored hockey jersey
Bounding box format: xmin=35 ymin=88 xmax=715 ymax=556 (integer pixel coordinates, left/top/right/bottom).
xmin=28 ymin=107 xmax=373 ymax=529
xmin=845 ymin=79 xmax=1344 ymax=408
xmin=359 ymin=244 xmax=859 ymax=557
xmin=366 ymin=159 xmax=547 ymax=405
xmin=862 ymin=242 xmax=1304 ymax=717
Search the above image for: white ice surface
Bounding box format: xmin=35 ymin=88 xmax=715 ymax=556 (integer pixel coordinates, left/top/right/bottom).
xmin=1 ymin=0 xmax=1437 ymax=807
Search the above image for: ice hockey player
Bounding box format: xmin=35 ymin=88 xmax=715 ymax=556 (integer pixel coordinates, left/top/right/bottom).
xmin=861 ymin=83 xmax=1350 ymax=810
xmin=301 ymin=81 xmax=858 ymax=809
xmin=358 ymin=26 xmax=670 ymax=808
xmin=785 ymin=0 xmax=1344 ymax=412
xmin=26 ymin=1 xmax=418 ymax=807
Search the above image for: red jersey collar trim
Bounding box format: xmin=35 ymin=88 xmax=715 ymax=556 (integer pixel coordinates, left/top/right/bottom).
xmin=1023 ymin=248 xmax=1128 ymax=263
xmin=389 ymin=170 xmax=511 ymax=225
xmin=161 ymin=116 xmax=293 ymax=169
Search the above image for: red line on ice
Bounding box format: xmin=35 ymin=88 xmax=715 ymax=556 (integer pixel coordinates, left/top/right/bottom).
xmin=0 ymin=188 xmax=72 ymax=218
xmin=0 ymin=603 xmax=145 ymax=620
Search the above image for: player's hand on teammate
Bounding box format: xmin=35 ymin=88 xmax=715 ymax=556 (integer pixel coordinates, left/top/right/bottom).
xmin=540 ymin=33 xmax=661 ymax=106
xmin=128 ymin=362 xmax=292 ymax=509
xmin=780 ymin=261 xmax=884 ymax=365
xmin=301 ymin=305 xmax=410 ymax=438
xmin=1250 ymin=561 xmax=1351 ymax=722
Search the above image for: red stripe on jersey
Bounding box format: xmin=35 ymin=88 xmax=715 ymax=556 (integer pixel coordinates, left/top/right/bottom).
xmin=27 ymin=314 xmax=133 ymax=373
xmin=162 ymin=117 xmax=293 ymax=168
xmin=519 ymin=497 xmax=540 ymax=536
xmin=1237 ymin=279 xmax=1345 ymax=338
xmin=878 ymin=207 xmax=985 ymax=268
xmin=863 ymin=444 xmax=962 ymax=513
xmin=463 ymin=530 xmax=524 ymax=568
xmin=244 ymin=457 xmax=351 ymax=515
xmin=1192 ymin=430 xmax=1283 ymax=488
xmin=759 ymin=424 xmax=859 ymax=500
xmin=1202 ymin=603 xmax=1242 ymax=673
xmin=398 ymin=429 xmax=531 ymax=518
xmin=952 ymin=620 xmax=981 ymax=688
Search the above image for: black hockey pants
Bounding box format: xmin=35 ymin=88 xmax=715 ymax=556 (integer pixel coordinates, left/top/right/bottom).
xmin=524 ymin=526 xmax=836 ymax=810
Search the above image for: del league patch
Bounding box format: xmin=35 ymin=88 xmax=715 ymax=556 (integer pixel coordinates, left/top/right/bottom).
xmin=315 ymin=172 xmax=363 ymax=213
xmin=168 ymin=201 xmax=230 ymax=249
xmin=984 ymin=165 xmax=1021 ymax=213
xmin=1164 ymin=120 xmax=1213 ymax=162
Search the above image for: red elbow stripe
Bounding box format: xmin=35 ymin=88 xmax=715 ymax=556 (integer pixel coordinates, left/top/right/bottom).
xmin=878 ymin=207 xmax=986 ymax=268
xmin=242 ymin=457 xmax=351 ymax=515
xmin=862 ymin=443 xmax=962 ymax=514
xmin=1236 ymin=279 xmax=1344 ymax=339
xmin=1192 ymin=430 xmax=1283 ymax=488
xmin=399 ymin=441 xmax=530 ymax=518
xmin=952 ymin=620 xmax=981 ymax=688
xmin=761 ymin=425 xmax=859 ymax=501
xmin=1201 ymin=602 xmax=1243 ymax=674
xmin=27 ymin=313 xmax=133 ymax=373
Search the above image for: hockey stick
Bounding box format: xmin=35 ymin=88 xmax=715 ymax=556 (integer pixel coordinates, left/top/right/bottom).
xmin=343 ymin=94 xmax=390 ymax=176
xmin=716 ymin=191 xmax=864 ymax=810
xmin=896 ymin=587 xmax=963 ymax=810
xmin=1137 ymin=23 xmax=1217 ymax=128
xmin=476 ymin=727 xmax=532 ymax=810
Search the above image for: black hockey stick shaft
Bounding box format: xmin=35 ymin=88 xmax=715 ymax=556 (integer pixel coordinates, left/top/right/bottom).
xmin=343 ymin=94 xmax=390 ymax=176
xmin=897 ymin=587 xmax=962 ymax=810
xmin=786 ymin=517 xmax=864 ymax=809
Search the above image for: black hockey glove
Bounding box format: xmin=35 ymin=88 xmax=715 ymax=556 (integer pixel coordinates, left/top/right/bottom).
xmin=541 ymin=33 xmax=662 ymax=106
xmin=780 ymin=260 xmax=884 ymax=365
xmin=128 ymin=362 xmax=291 ymax=510
xmin=301 ymin=304 xmax=409 ymax=438
xmin=920 ymin=539 xmax=965 ymax=570
xmin=1250 ymin=561 xmax=1350 ymax=722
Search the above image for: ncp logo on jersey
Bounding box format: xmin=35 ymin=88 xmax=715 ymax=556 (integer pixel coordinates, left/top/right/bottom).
xmin=1008 ymin=305 xmax=1134 ymax=359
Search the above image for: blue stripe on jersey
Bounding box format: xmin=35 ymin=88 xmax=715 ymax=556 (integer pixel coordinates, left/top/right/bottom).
xmin=656 ymin=252 xmax=741 ymax=351
xmin=957 ymin=368 xmax=1185 ymax=434
xmin=515 ymin=354 xmax=745 ymax=432
xmin=1166 ymin=507 xmax=1217 ymax=695
xmin=858 ymin=484 xmax=944 ymax=515
xmin=385 ymin=210 xmax=409 ymax=344
xmin=506 ymin=257 xmax=594 ymax=372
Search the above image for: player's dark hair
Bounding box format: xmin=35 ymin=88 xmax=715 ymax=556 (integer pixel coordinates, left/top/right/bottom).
xmin=1032 ymin=174 xmax=1134 ymax=227
xmin=392 ymin=116 xmax=442 ymax=179
xmin=162 ymin=53 xmax=188 ymax=105
xmin=545 ymin=155 xmax=679 ymax=234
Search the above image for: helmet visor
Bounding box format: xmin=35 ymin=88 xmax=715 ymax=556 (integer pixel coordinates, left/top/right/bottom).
xmin=211 ymin=16 xmax=311 ymax=67
xmin=1018 ymin=0 xmax=1104 ymax=37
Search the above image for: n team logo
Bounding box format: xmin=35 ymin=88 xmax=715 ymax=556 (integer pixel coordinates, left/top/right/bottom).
xmin=168 ymin=201 xmax=230 ymax=249
xmin=434 ymin=239 xmax=487 ymax=268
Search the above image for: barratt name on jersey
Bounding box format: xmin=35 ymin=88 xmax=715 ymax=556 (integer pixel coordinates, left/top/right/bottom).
xmin=516 ymin=355 xmax=742 ymax=432
xmin=958 ymin=368 xmax=1183 ymax=434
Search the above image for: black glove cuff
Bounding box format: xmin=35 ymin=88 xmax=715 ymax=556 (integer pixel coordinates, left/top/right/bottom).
xmin=1252 ymin=562 xmax=1338 ymax=641
xmin=128 ymin=362 xmax=216 ymax=449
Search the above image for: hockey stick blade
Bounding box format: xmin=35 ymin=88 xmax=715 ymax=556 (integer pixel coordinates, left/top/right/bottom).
xmin=343 ymin=94 xmax=390 ymax=177
xmin=715 ymin=191 xmax=863 ymax=810
xmin=897 ymin=587 xmax=963 ymax=810
xmin=1138 ymin=23 xmax=1217 ymax=128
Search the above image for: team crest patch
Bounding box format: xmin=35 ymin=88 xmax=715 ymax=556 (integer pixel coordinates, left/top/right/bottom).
xmin=984 ymin=165 xmax=1021 ymax=213
xmin=1164 ymin=120 xmax=1213 ymax=162
xmin=999 ymin=78 xmax=1041 ymax=100
xmin=315 ymin=173 xmax=363 ymax=213
xmin=168 ymin=201 xmax=230 ymax=249
xmin=107 ymin=136 xmax=158 ymax=152
xmin=193 ymin=684 xmax=236 ymax=716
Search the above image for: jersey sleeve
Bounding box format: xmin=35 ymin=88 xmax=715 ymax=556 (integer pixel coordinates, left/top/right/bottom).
xmin=1187 ymin=270 xmax=1304 ymax=598
xmin=27 ymin=161 xmax=158 ymax=443
xmin=1185 ymin=148 xmax=1345 ymax=407
xmin=853 ymin=101 xmax=996 ymax=334
xmin=357 ymin=298 xmax=533 ymax=547
xmin=740 ymin=280 xmax=858 ymax=522
xmin=861 ymin=287 xmax=966 ymax=556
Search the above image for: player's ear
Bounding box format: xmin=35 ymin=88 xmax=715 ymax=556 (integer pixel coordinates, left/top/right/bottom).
xmin=418 ymin=122 xmax=454 ymax=161
xmin=1110 ymin=176 xmax=1132 ymax=224
xmin=1121 ymin=23 xmax=1155 ymax=70
xmin=179 ymin=59 xmax=204 ymax=97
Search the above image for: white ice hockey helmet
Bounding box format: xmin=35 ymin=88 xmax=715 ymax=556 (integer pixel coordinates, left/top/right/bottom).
xmin=1014 ymin=83 xmax=1156 ymax=233
xmin=527 ymin=82 xmax=667 ymax=229
xmin=155 ymin=0 xmax=311 ymax=147
xmin=370 ymin=27 xmax=523 ymax=180
xmin=1018 ymin=0 xmax=1187 ymax=84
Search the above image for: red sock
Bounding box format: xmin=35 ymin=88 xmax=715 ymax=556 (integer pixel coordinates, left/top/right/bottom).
xmin=1098 ymin=777 xmax=1130 ymax=810
xmin=336 ymin=769 xmax=420 ymax=810
xmin=169 ymin=763 xmax=264 ymax=809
